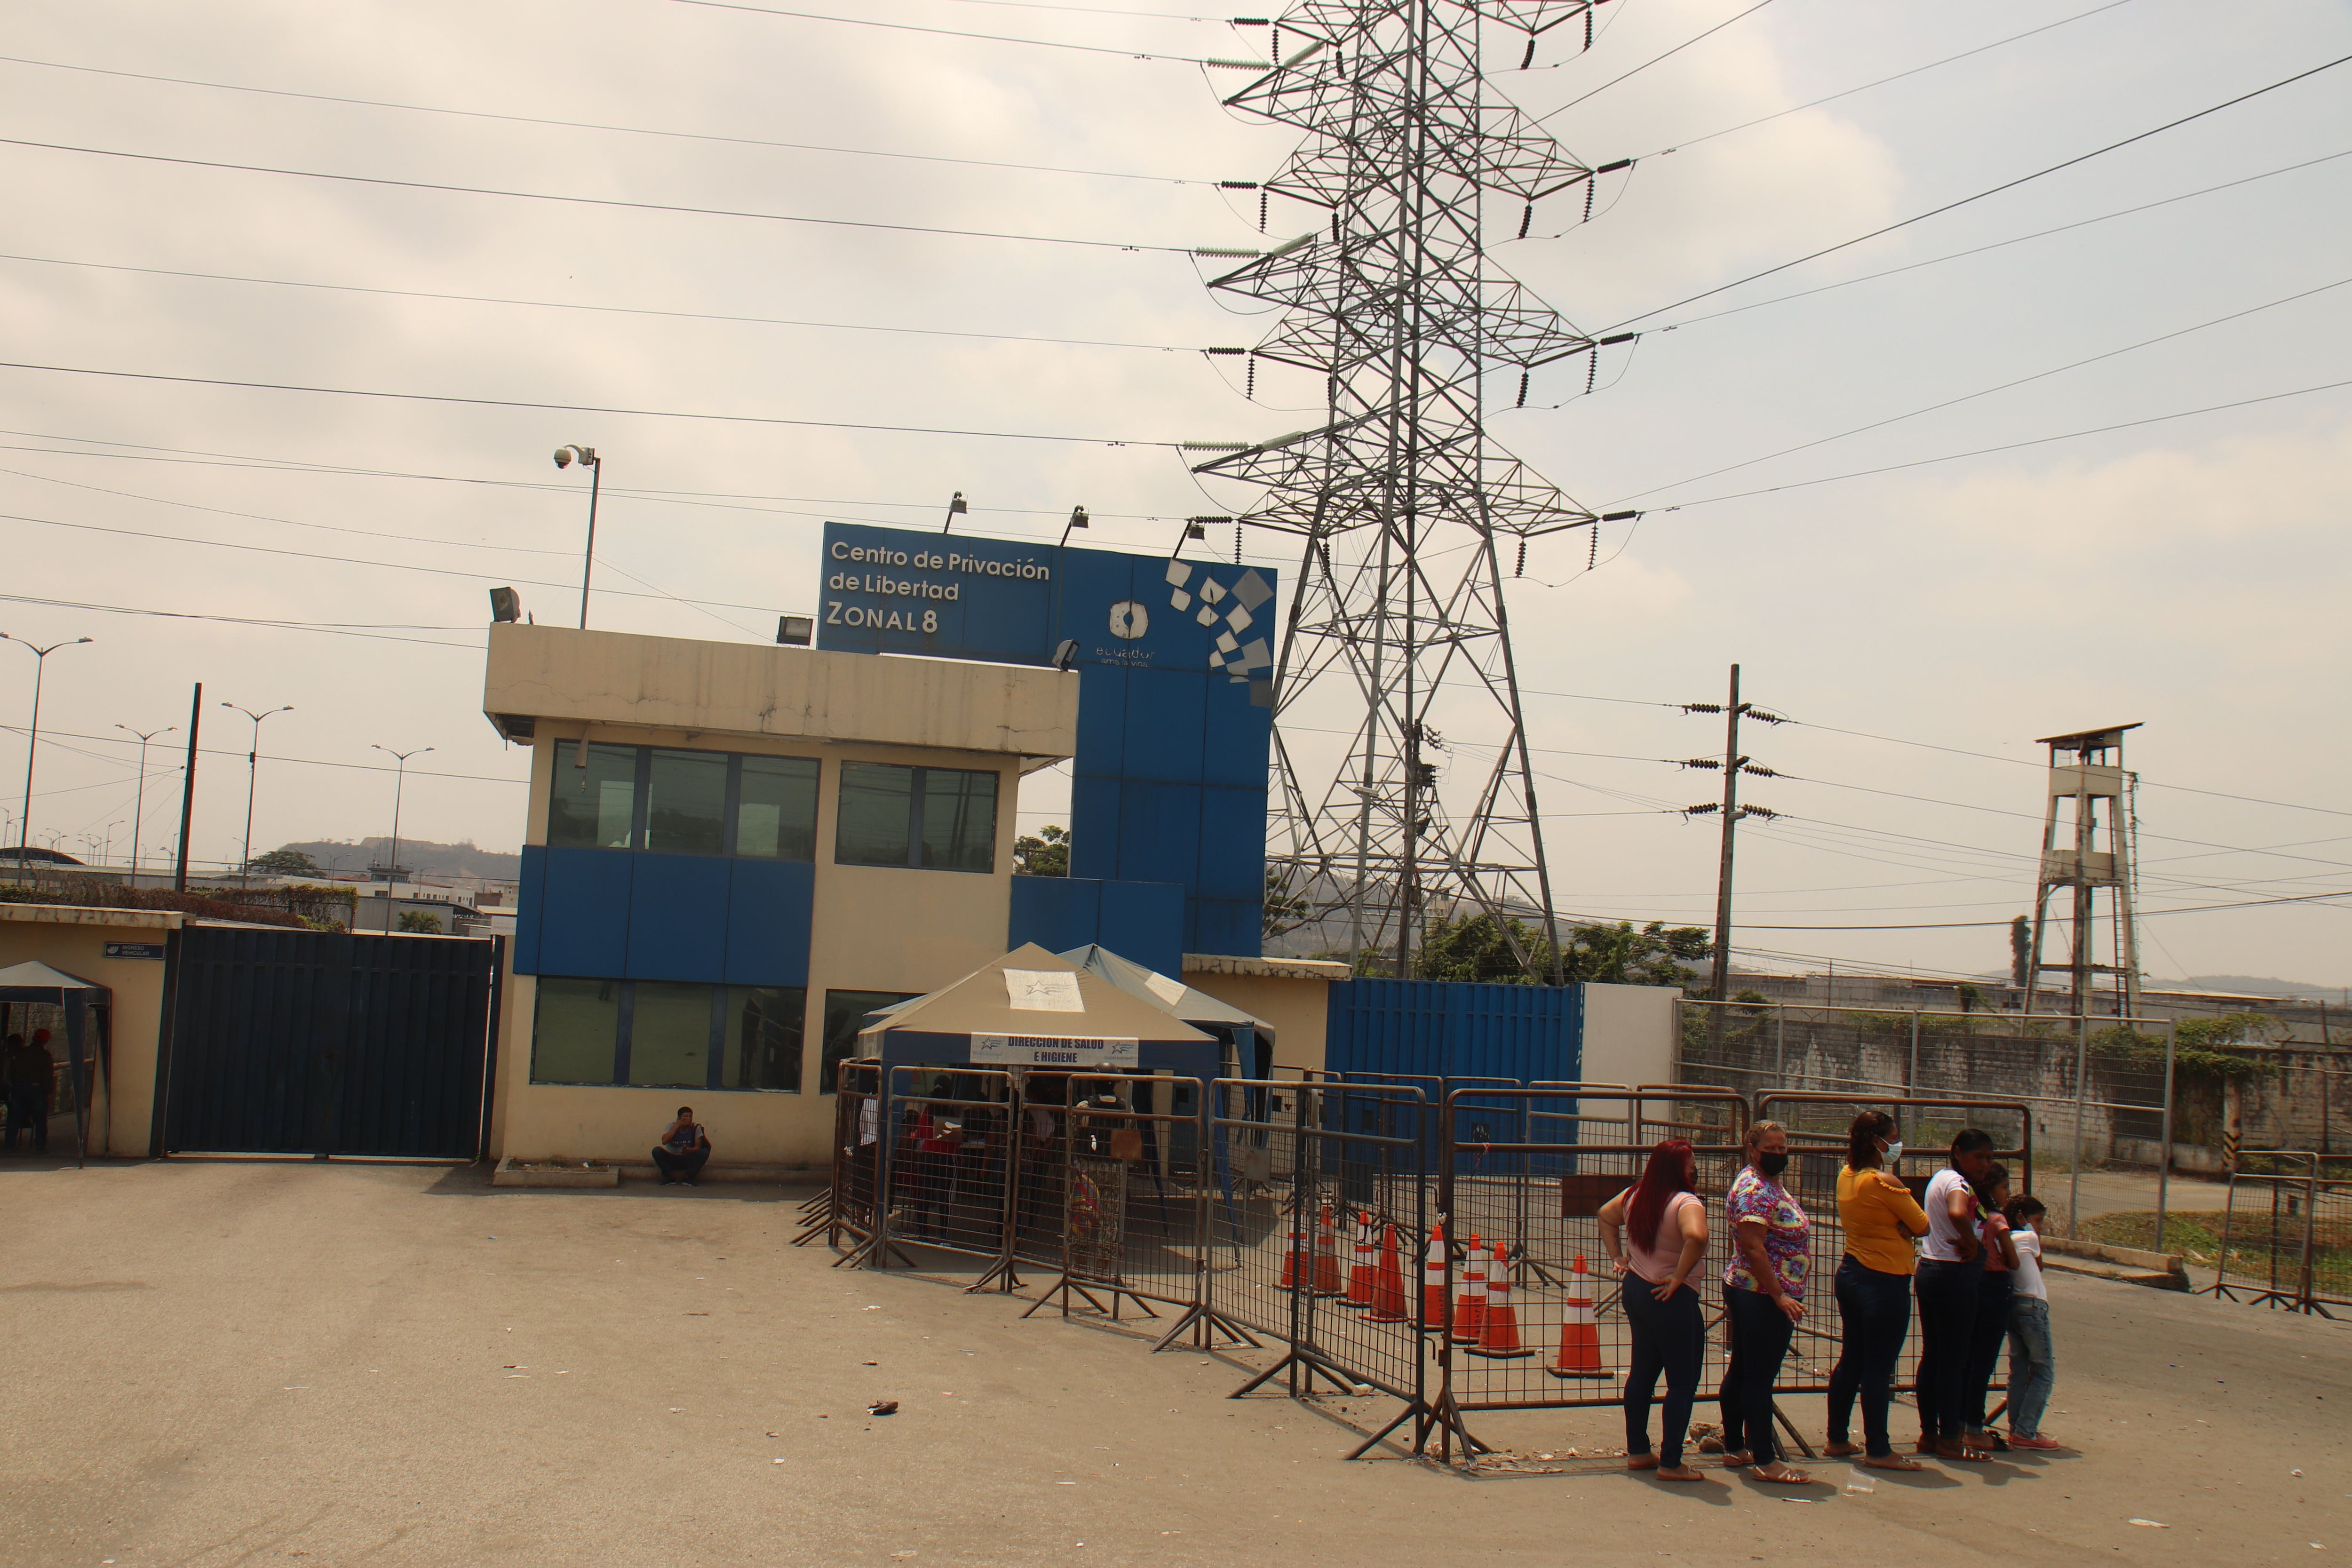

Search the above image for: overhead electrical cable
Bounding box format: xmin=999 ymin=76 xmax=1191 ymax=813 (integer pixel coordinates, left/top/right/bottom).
xmin=659 ymin=0 xmax=1260 ymax=64
xmin=0 ymin=253 xmax=1211 ymax=354
xmin=0 ymin=590 xmax=486 ymax=650
xmin=1606 ymin=50 xmax=2352 ymax=330
xmin=1535 ymin=0 xmax=1779 ymax=126
xmin=0 ymin=361 xmax=1170 ymax=447
xmin=0 ymin=55 xmax=1217 ymax=187
xmin=2 ymin=724 xmax=524 ymax=787
xmin=0 ymin=137 xmax=1206 ymax=255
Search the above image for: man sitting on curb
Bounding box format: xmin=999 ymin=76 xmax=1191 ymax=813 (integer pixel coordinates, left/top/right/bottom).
xmin=653 ymin=1106 xmax=711 ymax=1186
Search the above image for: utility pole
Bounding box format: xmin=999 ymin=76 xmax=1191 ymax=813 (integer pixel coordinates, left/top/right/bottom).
xmin=1679 ymin=664 xmax=1781 ymax=1043
xmin=118 ymin=723 xmax=175 ymax=887
xmin=174 ymin=684 xmax=201 ymax=891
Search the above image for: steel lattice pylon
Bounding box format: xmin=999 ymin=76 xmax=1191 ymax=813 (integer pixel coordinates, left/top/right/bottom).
xmin=1192 ymin=1 xmax=1603 ymax=980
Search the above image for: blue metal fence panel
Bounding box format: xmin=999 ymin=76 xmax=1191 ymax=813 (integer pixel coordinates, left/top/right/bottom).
xmin=1324 ymin=978 xmax=1584 ymax=1084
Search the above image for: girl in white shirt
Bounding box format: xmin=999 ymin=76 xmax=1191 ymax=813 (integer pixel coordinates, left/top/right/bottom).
xmin=2003 ymin=1193 xmax=2061 ymax=1449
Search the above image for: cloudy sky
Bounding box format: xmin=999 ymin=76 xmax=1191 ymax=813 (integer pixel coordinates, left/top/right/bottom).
xmin=5 ymin=0 xmax=2348 ymax=989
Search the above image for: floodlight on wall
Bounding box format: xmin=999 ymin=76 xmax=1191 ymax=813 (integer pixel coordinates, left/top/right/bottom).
xmin=941 ymin=490 xmax=969 ymax=534
xmin=1051 ymin=638 xmax=1081 ymax=672
xmin=1059 ymin=505 xmax=1089 ymax=548
xmin=489 ymin=586 xmax=522 ymax=623
xmin=776 ymin=614 xmax=814 ymax=646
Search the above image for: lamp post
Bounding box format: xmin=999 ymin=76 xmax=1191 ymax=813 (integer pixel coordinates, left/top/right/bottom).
xmin=220 ymin=701 xmax=293 ymax=888
xmin=553 ymin=445 xmax=602 ymax=629
xmin=2 ymin=632 xmax=94 ymax=866
xmin=372 ymin=744 xmax=432 ymax=933
xmin=116 ymin=723 xmax=175 ymax=886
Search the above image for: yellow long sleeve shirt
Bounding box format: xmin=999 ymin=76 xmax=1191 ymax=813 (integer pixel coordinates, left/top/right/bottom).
xmin=1837 ymin=1164 xmax=1931 ymax=1274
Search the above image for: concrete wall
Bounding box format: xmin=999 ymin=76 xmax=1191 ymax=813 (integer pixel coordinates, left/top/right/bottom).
xmin=1180 ymin=955 xmax=1346 ymax=1075
xmin=1580 ymin=982 xmax=1678 ymax=1088
xmin=0 ymin=906 xmax=180 ymax=1156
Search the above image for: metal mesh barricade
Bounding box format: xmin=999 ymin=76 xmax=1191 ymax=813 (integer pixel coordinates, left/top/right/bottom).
xmin=820 ymin=1061 xmax=883 ymax=1261
xmin=1204 ymin=1077 xmax=1311 ymax=1351
xmin=1430 ymin=1085 xmax=1750 ymax=1460
xmin=1020 ymin=1073 xmax=1220 ymax=1329
xmin=866 ymin=1067 xmax=1020 ymax=1285
xmin=1753 ymin=1092 xmax=2033 ymax=1401
xmin=2210 ymin=1152 xmax=2348 ymax=1316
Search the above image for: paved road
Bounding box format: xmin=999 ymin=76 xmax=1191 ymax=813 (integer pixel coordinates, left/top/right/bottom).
xmin=1 ymin=1159 xmax=2343 ymax=1567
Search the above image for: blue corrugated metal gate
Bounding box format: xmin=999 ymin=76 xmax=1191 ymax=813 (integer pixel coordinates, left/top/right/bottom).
xmin=1323 ymin=979 xmax=1584 ymax=1084
xmin=158 ymin=926 xmax=500 ymax=1159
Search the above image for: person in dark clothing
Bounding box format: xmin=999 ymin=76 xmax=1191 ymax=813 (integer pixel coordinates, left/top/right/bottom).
xmin=4 ymin=1030 xmax=55 ymax=1154
xmin=652 ymin=1106 xmax=711 ymax=1185
xmin=1718 ymin=1120 xmax=1813 ymax=1484
xmin=1825 ymin=1109 xmax=1931 ymax=1470
xmin=1960 ymin=1163 xmax=2022 ymax=1456
xmin=1914 ymin=1129 xmax=1994 ymax=1461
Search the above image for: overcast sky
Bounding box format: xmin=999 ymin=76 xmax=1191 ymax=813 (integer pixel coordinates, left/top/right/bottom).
xmin=5 ymin=0 xmax=2348 ymax=989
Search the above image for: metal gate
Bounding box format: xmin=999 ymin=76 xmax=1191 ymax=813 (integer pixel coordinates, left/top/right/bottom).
xmin=158 ymin=926 xmax=499 ymax=1159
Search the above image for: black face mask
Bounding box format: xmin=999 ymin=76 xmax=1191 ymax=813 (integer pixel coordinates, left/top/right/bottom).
xmin=1757 ymin=1151 xmax=1790 ymax=1178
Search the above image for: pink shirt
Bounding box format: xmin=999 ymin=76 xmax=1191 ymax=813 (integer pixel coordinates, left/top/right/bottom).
xmin=1627 ymin=1190 xmax=1704 ymax=1286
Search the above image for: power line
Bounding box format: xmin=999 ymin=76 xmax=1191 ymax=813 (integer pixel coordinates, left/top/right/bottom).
xmin=1 ymin=724 xmax=526 ymax=787
xmin=0 ymin=252 xmax=1208 ymax=355
xmin=660 ymin=0 xmax=1256 ymax=64
xmin=1607 ymin=50 xmax=2352 ymax=330
xmin=1536 ymin=0 xmax=1779 ymax=127
xmin=0 ymin=590 xmax=485 ymax=650
xmin=1616 ymin=272 xmax=2352 ymax=503
xmin=0 ymin=55 xmax=1220 ymax=187
xmin=1719 ymin=886 xmax=2352 ymax=931
xmin=0 ymin=360 xmax=1169 ymax=447
xmin=1634 ymin=0 xmax=2139 ymax=160
xmin=0 ymin=136 xmax=1206 ymax=256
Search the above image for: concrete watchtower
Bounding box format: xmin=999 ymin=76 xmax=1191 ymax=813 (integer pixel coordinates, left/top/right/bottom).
xmin=2022 ymin=723 xmax=2142 ymax=1019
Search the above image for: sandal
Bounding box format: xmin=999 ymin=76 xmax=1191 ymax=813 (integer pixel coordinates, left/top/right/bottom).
xmin=1656 ymin=1465 xmax=1704 ymax=1483
xmin=1825 ymin=1441 xmax=1862 ymax=1457
xmin=1626 ymin=1454 xmax=1659 ymax=1471
xmin=1936 ymin=1439 xmax=1987 ymax=1463
xmin=1859 ymin=1454 xmax=1927 ymax=1472
xmin=1752 ymin=1464 xmax=1815 ymax=1485
xmin=1720 ymin=1449 xmax=1753 ymax=1469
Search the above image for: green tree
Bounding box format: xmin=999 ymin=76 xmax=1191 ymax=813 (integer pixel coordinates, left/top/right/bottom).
xmin=1406 ymin=912 xmax=1712 ymax=987
xmin=1263 ymin=869 xmax=1313 ymax=939
xmin=1013 ymin=824 xmax=1070 ymax=877
xmin=246 ymin=848 xmax=323 ymax=877
xmin=397 ymin=910 xmax=444 ymax=934
xmin=2009 ymin=915 xmax=2031 ymax=990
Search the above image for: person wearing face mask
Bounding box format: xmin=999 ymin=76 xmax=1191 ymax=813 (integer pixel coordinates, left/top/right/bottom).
xmin=1824 ymin=1110 xmax=1931 ymax=1470
xmin=1915 ymin=1128 xmax=1995 ymax=1462
xmin=1717 ymin=1120 xmax=1813 ymax=1484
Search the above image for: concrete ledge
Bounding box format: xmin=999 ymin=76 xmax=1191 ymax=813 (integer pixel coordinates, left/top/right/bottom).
xmin=614 ymin=1162 xmax=818 ymax=1184
xmin=493 ymin=1157 xmax=619 ymax=1188
xmin=2043 ymin=1236 xmax=2189 ymax=1290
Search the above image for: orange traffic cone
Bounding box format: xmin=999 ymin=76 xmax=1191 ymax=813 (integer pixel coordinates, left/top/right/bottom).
xmin=1278 ymin=1206 xmax=1303 ymax=1290
xmin=1471 ymin=1242 xmax=1533 ymax=1359
xmin=1451 ymin=1234 xmax=1488 ymax=1344
xmin=1345 ymin=1211 xmax=1376 ymax=1309
xmin=1368 ymin=1223 xmax=1408 ymax=1324
xmin=1548 ymin=1251 xmax=1606 ymax=1378
xmin=1312 ymin=1202 xmax=1344 ymax=1296
xmin=1422 ymin=1223 xmax=1450 ymax=1333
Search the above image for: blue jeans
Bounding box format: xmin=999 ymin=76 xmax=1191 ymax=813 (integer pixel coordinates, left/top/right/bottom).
xmin=1826 ymin=1256 xmax=1912 ymax=1457
xmin=2006 ymin=1295 xmax=2056 ymax=1437
xmin=1719 ymin=1285 xmax=1795 ymax=1465
xmin=1621 ymin=1278 xmax=1703 ymax=1467
xmin=1914 ymin=1256 xmax=1983 ymax=1442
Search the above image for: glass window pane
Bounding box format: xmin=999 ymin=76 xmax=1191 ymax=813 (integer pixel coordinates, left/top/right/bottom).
xmin=819 ymin=989 xmax=916 ymax=1094
xmin=628 ymin=981 xmax=714 ymax=1089
xmin=920 ymin=768 xmax=998 ymax=873
xmin=723 ymin=986 xmax=806 ymax=1091
xmin=546 ymin=744 xmax=638 ymax=849
xmin=645 ymin=749 xmax=728 ymax=855
xmin=835 ymin=763 xmax=914 ymax=867
xmin=531 ymin=977 xmax=620 ymax=1084
xmin=736 ymin=755 xmax=819 ymax=861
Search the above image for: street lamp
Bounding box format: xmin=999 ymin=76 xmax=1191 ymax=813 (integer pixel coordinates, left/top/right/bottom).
xmin=371 ymin=744 xmax=432 ymax=933
xmin=1 ymin=632 xmax=94 ymax=865
xmin=220 ymin=701 xmax=293 ymax=889
xmin=116 ymin=722 xmax=175 ymax=886
xmin=552 ymin=445 xmax=602 ymax=629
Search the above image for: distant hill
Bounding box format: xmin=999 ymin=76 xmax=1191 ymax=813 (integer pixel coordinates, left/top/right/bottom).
xmin=2180 ymin=974 xmax=2349 ymax=1001
xmin=272 ymin=837 xmax=519 ymax=881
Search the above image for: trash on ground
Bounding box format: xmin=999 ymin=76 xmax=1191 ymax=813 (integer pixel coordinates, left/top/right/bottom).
xmin=1844 ymin=1466 xmax=1875 ymax=1496
xmin=869 ymin=1400 xmax=899 ymax=1416
xmin=2128 ymin=1520 xmax=2169 ymax=1529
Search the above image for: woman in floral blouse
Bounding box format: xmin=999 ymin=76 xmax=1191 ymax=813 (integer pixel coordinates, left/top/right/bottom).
xmin=1718 ymin=1119 xmax=1813 ymax=1483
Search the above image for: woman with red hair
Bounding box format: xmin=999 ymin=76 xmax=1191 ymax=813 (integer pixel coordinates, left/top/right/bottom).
xmin=1599 ymin=1138 xmax=1710 ymax=1481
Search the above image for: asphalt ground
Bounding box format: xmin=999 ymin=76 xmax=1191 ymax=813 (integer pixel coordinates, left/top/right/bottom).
xmin=1 ymin=1159 xmax=2344 ymax=1567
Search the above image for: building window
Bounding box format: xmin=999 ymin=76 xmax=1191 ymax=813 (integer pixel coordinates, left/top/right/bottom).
xmin=833 ymin=763 xmax=998 ymax=873
xmin=546 ymin=743 xmax=639 ymax=849
xmin=819 ymin=989 xmax=918 ymax=1093
xmin=545 ymin=744 xmax=818 ymax=860
xmin=735 ymin=756 xmax=819 ymax=861
xmin=645 ymin=749 xmax=729 ymax=856
xmin=532 ymin=978 xmax=808 ymax=1092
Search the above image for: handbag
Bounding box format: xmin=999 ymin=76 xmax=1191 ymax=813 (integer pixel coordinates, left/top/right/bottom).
xmin=1108 ymin=1127 xmax=1145 ymax=1162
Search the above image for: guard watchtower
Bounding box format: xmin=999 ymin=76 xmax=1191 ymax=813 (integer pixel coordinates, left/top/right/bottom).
xmin=2022 ymin=723 xmax=2142 ymax=1019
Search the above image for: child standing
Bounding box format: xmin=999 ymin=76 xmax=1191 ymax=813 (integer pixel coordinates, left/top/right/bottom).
xmin=2003 ymin=1194 xmax=2061 ymax=1449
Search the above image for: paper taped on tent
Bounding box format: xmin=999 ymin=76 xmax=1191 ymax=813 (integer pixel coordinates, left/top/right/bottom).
xmin=1002 ymin=969 xmax=1084 ymax=1012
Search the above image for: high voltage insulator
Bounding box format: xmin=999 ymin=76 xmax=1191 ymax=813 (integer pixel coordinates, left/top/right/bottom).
xmin=1739 ymin=763 xmax=1779 ymax=778
xmin=1737 ymin=804 xmax=1779 ymax=820
xmin=1746 ymin=708 xmax=1788 ymax=725
xmin=1677 ymin=757 xmax=1722 ymax=770
xmin=1187 ymin=0 xmax=1613 ymax=985
xmin=1683 ymin=702 xmax=1724 ymax=715
xmin=1684 ymin=802 xmax=1721 ymax=816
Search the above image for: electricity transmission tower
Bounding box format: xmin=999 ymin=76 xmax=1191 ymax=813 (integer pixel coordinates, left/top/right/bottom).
xmin=1192 ymin=1 xmax=1613 ymax=980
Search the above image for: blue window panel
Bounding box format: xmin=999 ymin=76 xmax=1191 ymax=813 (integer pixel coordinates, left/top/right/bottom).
xmin=1096 ymin=880 xmax=1186 ymax=976
xmin=535 ymin=847 xmax=634 ymax=978
xmin=1066 ymin=777 xmax=1124 ymax=883
xmin=624 ymin=852 xmax=733 ymax=983
xmin=513 ymin=845 xmax=549 ymax=973
xmin=725 ymin=857 xmax=815 ymax=987
xmin=1119 ymin=668 xmax=1207 ymax=785
xmin=1007 ymin=875 xmax=1103 ymax=956
xmin=1115 ymin=781 xmax=1201 ymax=891
xmin=1194 ymin=783 xmax=1268 ymax=902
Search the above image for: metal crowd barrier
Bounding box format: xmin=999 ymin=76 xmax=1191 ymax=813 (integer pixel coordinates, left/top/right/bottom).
xmin=816 ymin=1061 xmax=883 ymax=1261
xmin=1021 ymin=1072 xmax=1214 ymax=1322
xmin=2210 ymin=1151 xmax=2346 ymax=1317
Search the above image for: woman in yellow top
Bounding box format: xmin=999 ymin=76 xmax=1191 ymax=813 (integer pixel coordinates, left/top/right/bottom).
xmin=1824 ymin=1110 xmax=1931 ymax=1469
